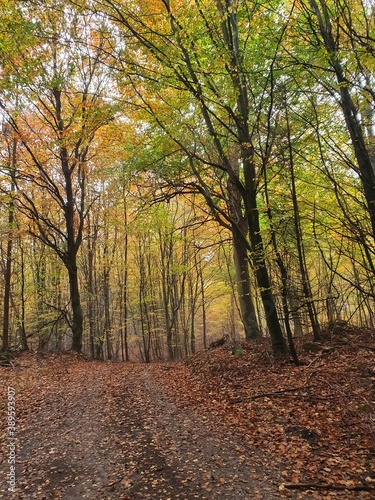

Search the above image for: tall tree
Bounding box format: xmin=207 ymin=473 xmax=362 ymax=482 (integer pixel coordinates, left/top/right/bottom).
xmin=1 ymin=2 xmax=116 ymax=351
xmin=100 ymin=0 xmax=289 ymax=354
xmin=297 ymin=0 xmax=375 ymax=241
xmin=1 ymin=125 xmax=17 ymax=350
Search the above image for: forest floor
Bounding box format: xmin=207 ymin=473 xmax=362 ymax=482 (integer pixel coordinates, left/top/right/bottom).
xmin=0 ymin=324 xmax=374 ymax=499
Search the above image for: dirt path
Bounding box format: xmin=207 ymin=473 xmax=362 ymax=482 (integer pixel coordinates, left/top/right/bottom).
xmin=1 ymin=361 xmax=281 ymax=499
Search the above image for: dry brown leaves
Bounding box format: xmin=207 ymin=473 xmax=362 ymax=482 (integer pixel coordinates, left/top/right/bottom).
xmin=152 ymin=326 xmax=375 ymax=498
xmin=0 ymin=326 xmax=374 ymax=499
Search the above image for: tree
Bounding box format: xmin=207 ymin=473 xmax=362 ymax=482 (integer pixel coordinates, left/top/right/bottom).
xmin=297 ymin=0 xmax=375 ymax=241
xmin=0 ymin=2 xmax=116 ymax=351
xmin=99 ymin=0 xmax=290 ymax=354
xmin=1 ymin=125 xmax=17 ymax=350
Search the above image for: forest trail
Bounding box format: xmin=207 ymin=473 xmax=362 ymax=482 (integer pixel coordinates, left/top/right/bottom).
xmin=1 ymin=357 xmax=279 ymax=499
xmin=1 ymin=343 xmax=374 ymax=500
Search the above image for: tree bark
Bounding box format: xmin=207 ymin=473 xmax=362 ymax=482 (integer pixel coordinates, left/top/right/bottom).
xmin=227 ymin=176 xmax=261 ymax=340
xmin=61 ymin=145 xmax=84 ymax=352
xmin=286 ymin=102 xmax=321 ymax=341
xmin=242 ymin=162 xmax=287 ymax=354
xmin=232 ymin=230 xmax=261 ymax=340
xmin=2 ymin=136 xmax=17 ymax=351
xmin=308 ymin=0 xmax=375 ymax=241
xmin=68 ymin=261 xmax=83 ymax=353
xmin=18 ymin=238 xmax=28 ymax=351
xmin=122 ymin=191 xmax=129 ymax=361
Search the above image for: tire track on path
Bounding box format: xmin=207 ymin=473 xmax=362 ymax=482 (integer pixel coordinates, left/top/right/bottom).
xmin=1 ymin=361 xmax=280 ymax=499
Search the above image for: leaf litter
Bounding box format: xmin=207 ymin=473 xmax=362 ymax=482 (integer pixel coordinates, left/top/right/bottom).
xmin=0 ymin=325 xmax=374 ymax=499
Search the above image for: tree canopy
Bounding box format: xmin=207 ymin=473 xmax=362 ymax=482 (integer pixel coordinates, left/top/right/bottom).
xmin=0 ymin=0 xmax=374 ymax=361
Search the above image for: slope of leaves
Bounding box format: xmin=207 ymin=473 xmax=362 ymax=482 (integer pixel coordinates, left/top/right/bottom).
xmin=154 ymin=325 xmax=375 ymax=498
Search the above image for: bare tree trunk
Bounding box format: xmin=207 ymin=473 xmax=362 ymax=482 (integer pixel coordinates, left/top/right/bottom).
xmin=264 ymin=160 xmax=300 ymax=364
xmin=286 ymin=103 xmax=321 ymax=341
xmin=227 ymin=176 xmax=261 ymax=340
xmin=242 ymin=158 xmax=287 ymax=354
xmin=2 ymin=197 xmax=14 ymax=351
xmin=86 ymin=214 xmax=98 ymax=358
xmin=218 ymin=1 xmax=287 ymax=355
xmin=2 ymin=136 xmax=17 ymax=351
xmin=122 ymin=193 xmax=129 ymax=361
xmin=232 ymin=230 xmax=261 ymax=340
xmin=103 ymin=267 xmax=112 ymax=360
xmin=18 ymin=237 xmax=28 ymax=350
xmin=68 ymin=262 xmax=83 ymax=352
xmin=198 ymin=259 xmax=207 ymax=349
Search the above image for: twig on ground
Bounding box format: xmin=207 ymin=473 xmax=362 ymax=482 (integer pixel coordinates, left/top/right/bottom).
xmin=283 ymin=483 xmax=375 ymax=491
xmin=230 ymin=385 xmax=314 ymax=404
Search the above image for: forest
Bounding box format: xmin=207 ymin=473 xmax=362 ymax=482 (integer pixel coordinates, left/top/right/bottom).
xmin=0 ymin=0 xmax=374 ymax=363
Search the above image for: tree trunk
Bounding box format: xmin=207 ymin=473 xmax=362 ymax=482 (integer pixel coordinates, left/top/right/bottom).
xmin=18 ymin=238 xmax=28 ymax=351
xmin=198 ymin=260 xmax=207 ymax=350
xmin=264 ymin=160 xmax=300 ymax=364
xmin=308 ymin=0 xmax=375 ymax=242
xmin=242 ymin=154 xmax=287 ymax=355
xmin=103 ymin=267 xmax=112 ymax=360
xmin=64 ymin=162 xmax=83 ymax=352
xmin=122 ymin=195 xmax=129 ymax=361
xmin=190 ymin=301 xmax=196 ymax=354
xmin=2 ymin=136 xmax=17 ymax=351
xmin=285 ymin=102 xmax=321 ymax=341
xmin=68 ymin=261 xmax=83 ymax=352
xmin=232 ymin=229 xmax=261 ymax=340
xmin=227 ymin=176 xmax=261 ymax=340
xmin=121 ymin=263 xmax=129 ymax=362
xmin=2 ymin=203 xmax=13 ymax=351
xmin=88 ymin=271 xmax=96 ymax=359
